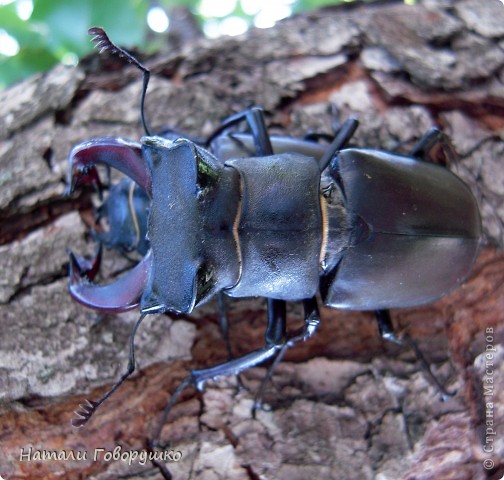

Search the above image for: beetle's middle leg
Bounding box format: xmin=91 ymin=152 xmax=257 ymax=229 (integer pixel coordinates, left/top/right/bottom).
xmin=410 ymin=127 xmax=457 ymax=167
xmin=217 ymin=293 xmax=251 ymax=392
xmin=252 ymin=297 xmax=321 ymax=416
xmin=205 ymin=106 xmax=274 ymax=156
xmin=213 ymin=106 xmax=276 ymax=366
xmin=317 ymin=117 xmax=359 ymax=171
xmin=217 ymin=293 xmax=234 ymax=361
xmin=375 ymin=309 xmax=455 ymax=400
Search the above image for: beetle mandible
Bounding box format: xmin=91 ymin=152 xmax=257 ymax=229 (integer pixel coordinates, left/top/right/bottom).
xmin=66 ymin=27 xmax=482 ymax=471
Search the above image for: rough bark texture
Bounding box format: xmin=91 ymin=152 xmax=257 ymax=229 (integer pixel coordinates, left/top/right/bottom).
xmin=1 ymin=0 xmax=503 ymax=479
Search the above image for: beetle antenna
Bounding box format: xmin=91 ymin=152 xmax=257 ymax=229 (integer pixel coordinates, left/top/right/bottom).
xmin=88 ymin=27 xmax=152 ymax=136
xmin=71 ymin=313 xmax=147 ymax=428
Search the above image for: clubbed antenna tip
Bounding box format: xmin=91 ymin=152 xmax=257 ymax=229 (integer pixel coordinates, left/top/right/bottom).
xmin=89 ymin=27 xmax=125 ymax=59
xmin=87 ymin=26 xmax=152 ymax=136
xmin=71 ymin=398 xmax=99 ymax=428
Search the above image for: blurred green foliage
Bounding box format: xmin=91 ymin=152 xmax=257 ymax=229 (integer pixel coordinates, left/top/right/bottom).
xmin=0 ymin=0 xmax=148 ymax=88
xmin=0 ymin=0 xmax=351 ymax=89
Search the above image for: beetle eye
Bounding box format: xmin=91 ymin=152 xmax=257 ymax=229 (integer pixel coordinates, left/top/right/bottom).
xmin=195 ymin=150 xmax=218 ymax=196
xmin=196 ymin=262 xmax=216 ymax=304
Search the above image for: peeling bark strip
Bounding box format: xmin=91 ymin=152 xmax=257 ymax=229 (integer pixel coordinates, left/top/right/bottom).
xmin=0 ymin=1 xmax=503 ymax=479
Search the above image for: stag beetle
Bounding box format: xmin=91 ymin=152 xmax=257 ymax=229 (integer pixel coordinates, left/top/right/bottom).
xmin=66 ymin=27 xmax=481 ymax=476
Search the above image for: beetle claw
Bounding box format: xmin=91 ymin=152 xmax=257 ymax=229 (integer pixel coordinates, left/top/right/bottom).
xmin=65 ymin=163 xmax=103 ymax=198
xmin=67 ymin=137 xmax=151 ymax=196
xmin=66 ymin=138 xmax=153 ymax=314
xmin=69 ymin=250 xmax=152 ymax=313
xmin=68 ymin=245 xmax=103 ymax=282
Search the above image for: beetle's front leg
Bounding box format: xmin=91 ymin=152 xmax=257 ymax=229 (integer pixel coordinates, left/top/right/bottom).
xmin=147 ymin=301 xmax=287 ymax=477
xmin=190 ymin=299 xmax=287 ymax=388
xmin=150 ymin=299 xmax=287 ymax=448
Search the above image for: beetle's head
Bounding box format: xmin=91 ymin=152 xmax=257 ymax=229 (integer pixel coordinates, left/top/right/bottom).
xmin=140 ymin=136 xmax=240 ymax=314
xmin=67 ymin=136 xmax=240 ymax=315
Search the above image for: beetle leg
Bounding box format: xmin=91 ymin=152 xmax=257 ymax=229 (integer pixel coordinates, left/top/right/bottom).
xmin=375 ymin=310 xmax=455 ymax=400
xmin=149 ymin=298 xmax=288 ymax=455
xmin=317 ymin=117 xmax=359 ymax=171
xmin=69 ymin=249 xmax=152 ymax=313
xmin=205 ymin=107 xmax=274 ymax=156
xmin=375 ymin=309 xmax=402 ymax=345
xmin=410 ymin=127 xmax=443 ymax=160
xmin=149 ymin=347 xmax=292 ymax=480
xmin=252 ymin=297 xmax=320 ymax=416
xmin=217 ymin=293 xmax=233 ymax=360
xmin=243 ymin=107 xmax=274 ymax=155
xmin=150 ymin=347 xmax=284 ymax=456
xmin=208 ymin=106 xmax=277 ymax=160
xmin=410 ymin=128 xmax=457 ymax=167
xmin=217 ymin=293 xmax=249 ymax=392
xmin=253 ymin=299 xmax=288 ymax=410
xmin=303 ymin=104 xmax=346 ymax=143
xmin=212 ymin=109 xmax=278 ymax=387
xmin=264 ymin=298 xmax=287 ymax=345
xmin=190 ymin=299 xmax=287 ymax=390
xmin=72 ymin=313 xmax=147 ymax=428
xmin=66 ymin=137 xmax=151 ymax=196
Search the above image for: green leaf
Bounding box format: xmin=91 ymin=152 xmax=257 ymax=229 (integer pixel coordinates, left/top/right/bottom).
xmin=0 ymin=47 xmax=59 ymax=89
xmin=0 ymin=3 xmax=47 ymax=47
xmin=159 ymin=0 xmax=199 ymax=10
xmin=31 ymin=0 xmax=93 ymax=54
xmin=88 ymin=0 xmax=148 ymax=48
xmin=31 ymin=0 xmax=148 ymax=55
xmin=293 ymin=0 xmax=347 ymax=14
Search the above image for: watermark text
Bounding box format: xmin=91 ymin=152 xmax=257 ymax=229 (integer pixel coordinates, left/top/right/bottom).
xmin=19 ymin=445 xmax=182 ymax=466
xmin=482 ymin=327 xmax=497 ymax=471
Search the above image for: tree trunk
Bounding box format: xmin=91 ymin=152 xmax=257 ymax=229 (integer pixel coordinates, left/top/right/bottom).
xmin=0 ymin=1 xmax=503 ymax=479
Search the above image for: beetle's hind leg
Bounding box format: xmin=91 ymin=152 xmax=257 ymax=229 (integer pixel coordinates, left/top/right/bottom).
xmin=375 ymin=310 xmax=455 ymax=400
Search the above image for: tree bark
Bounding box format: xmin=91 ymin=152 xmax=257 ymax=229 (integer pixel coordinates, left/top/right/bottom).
xmin=0 ymin=0 xmax=503 ymax=479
